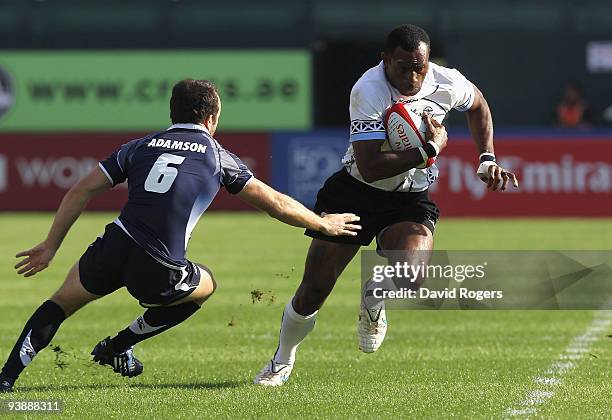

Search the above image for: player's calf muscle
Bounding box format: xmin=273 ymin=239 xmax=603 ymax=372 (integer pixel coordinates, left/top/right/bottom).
xmin=293 ymin=283 xmax=333 ymax=314
xmin=292 ymin=241 xmax=359 ymax=314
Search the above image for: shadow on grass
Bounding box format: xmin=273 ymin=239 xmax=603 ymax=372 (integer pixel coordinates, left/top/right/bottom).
xmin=18 ymin=380 xmax=248 ymax=393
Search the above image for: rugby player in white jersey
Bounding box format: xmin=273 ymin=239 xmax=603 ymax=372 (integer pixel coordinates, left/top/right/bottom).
xmin=254 ymin=24 xmax=519 ymax=386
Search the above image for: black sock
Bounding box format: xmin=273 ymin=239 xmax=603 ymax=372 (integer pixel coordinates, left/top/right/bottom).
xmin=111 ymin=302 xmax=200 ymax=353
xmin=1 ymin=300 xmax=66 ymax=381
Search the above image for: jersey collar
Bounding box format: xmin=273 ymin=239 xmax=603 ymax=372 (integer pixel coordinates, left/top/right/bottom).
xmin=167 ymin=123 xmax=211 ymax=135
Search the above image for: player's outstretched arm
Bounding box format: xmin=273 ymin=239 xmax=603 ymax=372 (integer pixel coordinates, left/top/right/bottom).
xmin=14 ymin=166 xmax=112 ymax=277
xmin=237 ymin=178 xmax=361 ymax=236
xmin=467 ymin=84 xmax=519 ymax=192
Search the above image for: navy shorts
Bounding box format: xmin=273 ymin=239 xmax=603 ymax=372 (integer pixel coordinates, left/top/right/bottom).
xmin=305 ymin=169 xmax=439 ymax=247
xmin=79 ymin=223 xmax=201 ymax=307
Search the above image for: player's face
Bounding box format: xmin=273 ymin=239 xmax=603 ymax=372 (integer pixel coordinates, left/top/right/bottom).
xmin=383 ymin=42 xmax=429 ymax=96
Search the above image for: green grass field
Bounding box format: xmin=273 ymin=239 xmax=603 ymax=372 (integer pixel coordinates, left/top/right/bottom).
xmin=0 ymin=214 xmax=611 ymax=419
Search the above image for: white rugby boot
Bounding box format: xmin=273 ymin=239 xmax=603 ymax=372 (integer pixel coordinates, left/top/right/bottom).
xmin=358 ymin=300 xmax=387 ymax=353
xmin=253 ymin=359 xmax=293 ymax=386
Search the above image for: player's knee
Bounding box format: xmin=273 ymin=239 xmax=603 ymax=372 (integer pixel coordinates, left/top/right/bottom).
xmin=192 ymin=296 xmax=208 ymax=307
xmin=186 ymin=264 xmax=216 ymax=307
xmin=200 ymin=279 xmax=216 ymax=301
xmin=199 ymin=265 xmax=217 ymax=295
xmin=209 ymin=275 xmax=218 ymax=294
xmin=380 ymin=222 xmax=433 ymax=251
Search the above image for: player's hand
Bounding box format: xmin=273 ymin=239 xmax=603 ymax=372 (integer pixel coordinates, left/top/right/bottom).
xmin=320 ymin=213 xmax=362 ymax=237
xmin=423 ymin=114 xmax=448 ymax=153
xmin=14 ymin=241 xmax=56 ymax=277
xmin=476 ymin=162 xmax=519 ymax=191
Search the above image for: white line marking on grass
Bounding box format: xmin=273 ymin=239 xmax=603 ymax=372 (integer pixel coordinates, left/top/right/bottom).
xmin=558 ymin=354 xmax=582 ymax=360
xmin=524 ymin=390 xmax=554 ymax=405
xmin=545 ymin=361 xmax=575 ymax=375
xmin=534 ymin=377 xmax=560 ymax=386
xmin=506 ymin=408 xmax=536 ymax=416
xmin=503 ymin=310 xmax=612 ymax=418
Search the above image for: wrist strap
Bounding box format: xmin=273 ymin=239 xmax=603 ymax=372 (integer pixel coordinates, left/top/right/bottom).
xmin=417 ymin=147 xmax=429 ymax=162
xmin=423 ymin=141 xmax=438 ymax=158
xmin=479 ymin=152 xmax=496 ymax=163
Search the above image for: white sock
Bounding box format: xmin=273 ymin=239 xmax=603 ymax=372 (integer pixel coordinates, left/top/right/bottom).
xmin=272 ymin=300 xmax=317 ymax=366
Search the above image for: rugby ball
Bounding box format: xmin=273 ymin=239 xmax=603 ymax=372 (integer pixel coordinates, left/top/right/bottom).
xmin=383 ymin=103 xmax=435 ymax=169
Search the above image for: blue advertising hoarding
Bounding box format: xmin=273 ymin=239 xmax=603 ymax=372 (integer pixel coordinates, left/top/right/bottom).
xmin=272 ymin=130 xmax=348 ymax=208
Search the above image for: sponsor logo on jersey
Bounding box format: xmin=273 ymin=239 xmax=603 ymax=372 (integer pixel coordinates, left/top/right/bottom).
xmin=397 ymin=98 xmax=418 ymax=104
xmin=147 ymin=138 xmax=207 ymax=154
xmin=408 ymin=105 xmax=434 ymax=118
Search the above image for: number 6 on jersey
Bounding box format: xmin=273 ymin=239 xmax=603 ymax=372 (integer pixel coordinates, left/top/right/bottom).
xmin=144 ymin=153 xmax=186 ymax=193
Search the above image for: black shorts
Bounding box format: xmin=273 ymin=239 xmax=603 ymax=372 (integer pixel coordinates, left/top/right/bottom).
xmin=305 ymin=169 xmax=440 ymax=247
xmin=79 ymin=223 xmax=201 ymax=307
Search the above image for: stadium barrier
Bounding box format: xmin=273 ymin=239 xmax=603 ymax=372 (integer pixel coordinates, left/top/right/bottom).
xmin=431 ymin=135 xmax=612 ymax=217
xmin=271 ymin=130 xmax=612 ymax=217
xmin=0 ymin=130 xmax=611 ymax=216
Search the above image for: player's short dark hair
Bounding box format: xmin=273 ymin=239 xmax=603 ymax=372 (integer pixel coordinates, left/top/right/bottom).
xmin=170 ymin=79 xmax=220 ymax=124
xmin=384 ymin=24 xmax=430 ymax=54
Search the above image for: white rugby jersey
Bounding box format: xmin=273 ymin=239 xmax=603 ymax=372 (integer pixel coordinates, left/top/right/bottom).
xmin=342 ymin=61 xmax=475 ymax=192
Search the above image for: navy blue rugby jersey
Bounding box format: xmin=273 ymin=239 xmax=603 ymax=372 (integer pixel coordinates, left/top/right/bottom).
xmin=99 ymin=123 xmax=253 ymax=268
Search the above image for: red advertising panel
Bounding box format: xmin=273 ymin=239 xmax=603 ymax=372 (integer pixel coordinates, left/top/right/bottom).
xmin=430 ymin=137 xmax=612 ymax=217
xmin=0 ymin=133 xmax=270 ymax=211
xmin=208 ymin=133 xmax=270 ymax=210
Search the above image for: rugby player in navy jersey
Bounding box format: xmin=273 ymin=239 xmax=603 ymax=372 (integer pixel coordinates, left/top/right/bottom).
xmin=0 ymin=79 xmax=361 ymax=392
